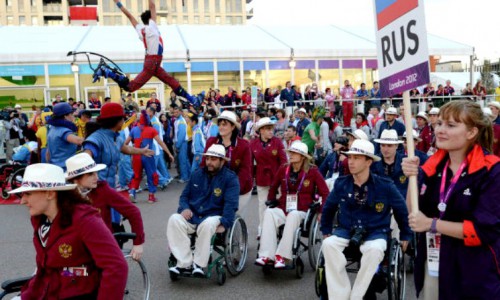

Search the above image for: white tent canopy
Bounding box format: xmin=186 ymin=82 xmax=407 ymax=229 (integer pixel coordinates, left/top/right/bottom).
xmin=0 ymin=24 xmax=474 ymax=64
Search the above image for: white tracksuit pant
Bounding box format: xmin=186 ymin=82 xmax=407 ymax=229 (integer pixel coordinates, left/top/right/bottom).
xmin=256 ymin=186 xmax=270 ymax=232
xmin=322 ymin=235 xmax=386 ymax=300
xmin=258 ymin=208 xmax=306 ymax=260
xmin=166 ymin=214 xmax=220 ymax=268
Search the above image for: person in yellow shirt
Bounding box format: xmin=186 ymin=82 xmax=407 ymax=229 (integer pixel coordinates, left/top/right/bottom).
xmin=74 ymin=110 xmax=92 ymax=138
xmin=495 ymin=85 xmax=500 ymax=102
xmin=183 ymin=110 xmax=194 ymax=164
xmin=35 ymin=111 xmax=52 ymax=163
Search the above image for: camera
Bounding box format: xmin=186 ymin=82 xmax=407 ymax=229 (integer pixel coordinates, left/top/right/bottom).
xmin=350 ymin=227 xmax=367 ymax=247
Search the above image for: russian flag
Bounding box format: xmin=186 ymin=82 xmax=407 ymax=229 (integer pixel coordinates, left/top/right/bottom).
xmin=375 ymin=0 xmax=418 ymax=30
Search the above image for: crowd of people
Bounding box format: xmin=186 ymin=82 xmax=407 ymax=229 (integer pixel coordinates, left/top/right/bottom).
xmin=1 ymin=83 xmax=499 ymax=299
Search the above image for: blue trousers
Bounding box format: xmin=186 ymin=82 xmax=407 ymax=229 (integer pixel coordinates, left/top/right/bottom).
xmin=155 ymin=150 xmax=171 ymax=185
xmin=191 ymin=154 xmax=202 ymax=173
xmin=142 ymin=155 xmax=158 ymax=193
xmin=177 ymin=142 xmax=191 ymax=181
xmin=41 ymin=148 xmax=47 ymax=163
xmin=118 ymin=153 xmax=133 ymax=189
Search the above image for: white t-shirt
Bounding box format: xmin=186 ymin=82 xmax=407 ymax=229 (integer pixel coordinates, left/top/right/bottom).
xmin=135 ymin=20 xmax=163 ymax=56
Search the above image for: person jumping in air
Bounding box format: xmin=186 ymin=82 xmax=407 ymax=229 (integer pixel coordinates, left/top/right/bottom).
xmin=93 ymin=0 xmax=196 ymax=103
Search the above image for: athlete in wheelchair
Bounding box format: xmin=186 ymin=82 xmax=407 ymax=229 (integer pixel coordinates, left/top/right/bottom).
xmin=318 ymin=139 xmax=411 ymax=300
xmin=167 ymin=145 xmax=248 ymax=285
xmin=255 ymin=141 xmax=329 ymax=276
xmin=0 ymin=161 xmax=26 ymax=199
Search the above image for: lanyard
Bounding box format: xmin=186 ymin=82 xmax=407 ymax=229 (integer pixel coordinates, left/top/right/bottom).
xmin=285 ymin=166 xmax=307 ymax=195
xmin=438 ymin=159 xmax=467 ymax=218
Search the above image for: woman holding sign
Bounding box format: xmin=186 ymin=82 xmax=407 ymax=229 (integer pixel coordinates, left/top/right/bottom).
xmin=402 ymin=100 xmax=500 ymax=299
xmin=255 ymin=141 xmax=329 ymax=268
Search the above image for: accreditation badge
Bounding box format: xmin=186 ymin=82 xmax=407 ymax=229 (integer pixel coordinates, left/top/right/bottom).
xmin=286 ymin=194 xmax=298 ymax=212
xmin=426 ymin=232 xmax=441 ymax=277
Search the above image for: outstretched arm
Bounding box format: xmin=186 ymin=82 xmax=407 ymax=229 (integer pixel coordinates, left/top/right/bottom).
xmin=113 ymin=0 xmax=138 ymax=28
xmin=149 ymin=0 xmax=157 ymax=22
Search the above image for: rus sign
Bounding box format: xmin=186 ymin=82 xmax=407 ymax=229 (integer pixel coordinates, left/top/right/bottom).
xmin=373 ymin=0 xmax=430 ymax=97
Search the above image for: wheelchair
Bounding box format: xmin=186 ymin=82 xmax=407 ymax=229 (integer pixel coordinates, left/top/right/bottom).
xmin=256 ymin=201 xmax=323 ymax=278
xmin=0 ymin=162 xmax=26 ymax=199
xmin=167 ymin=214 xmax=248 ymax=286
xmin=315 ymin=236 xmax=406 ymax=300
xmin=0 ymin=233 xmax=150 ymax=300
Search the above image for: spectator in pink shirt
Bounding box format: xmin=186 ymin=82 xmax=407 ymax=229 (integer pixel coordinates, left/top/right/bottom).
xmin=340 ymin=80 xmax=356 ymax=126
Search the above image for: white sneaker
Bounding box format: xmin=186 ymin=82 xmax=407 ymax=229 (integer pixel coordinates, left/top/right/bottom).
xmin=192 ymin=263 xmax=204 ymax=276
xmin=169 ymin=266 xmax=181 ymax=274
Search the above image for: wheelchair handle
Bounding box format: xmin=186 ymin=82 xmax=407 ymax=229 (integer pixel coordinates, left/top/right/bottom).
xmin=265 ymin=200 xmax=279 ymax=208
xmin=309 ymin=201 xmax=321 ymax=210
xmin=1 ymin=276 xmax=32 ymax=293
xmin=113 ymin=232 xmax=137 ymax=244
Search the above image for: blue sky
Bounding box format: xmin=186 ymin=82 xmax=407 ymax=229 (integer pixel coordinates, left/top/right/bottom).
xmin=249 ymin=0 xmax=499 ymax=62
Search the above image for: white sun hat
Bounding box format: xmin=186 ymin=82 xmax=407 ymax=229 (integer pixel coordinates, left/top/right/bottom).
xmin=298 ymin=108 xmax=307 ymax=114
xmin=342 ymin=139 xmax=381 ymax=161
xmin=216 ymin=110 xmax=241 ymax=129
xmin=286 ymin=141 xmax=312 ymax=160
xmin=65 ymin=153 xmax=107 ymax=180
xmin=428 ymin=107 xmax=440 ymax=115
xmin=9 ymin=163 xmax=77 ymax=194
xmin=254 ymin=117 xmax=275 ymax=132
xmin=374 ymin=129 xmax=404 ymax=144
xmin=416 ymin=111 xmax=428 ymax=121
xmin=402 ymin=129 xmax=422 ymax=142
xmin=346 ymin=129 xmax=369 ymax=141
xmin=487 ymin=101 xmax=500 ymax=110
xmin=202 ymin=144 xmax=230 ymax=161
xmin=386 ymin=107 xmax=399 ymax=115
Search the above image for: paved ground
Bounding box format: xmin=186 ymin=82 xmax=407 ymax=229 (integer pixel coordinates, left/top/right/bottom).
xmin=0 ymin=177 xmax=418 ymax=300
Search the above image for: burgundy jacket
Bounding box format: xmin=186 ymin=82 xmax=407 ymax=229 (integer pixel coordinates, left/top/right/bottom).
xmin=415 ymin=145 xmax=500 ymax=299
xmin=88 ymin=181 xmax=145 ymax=245
xmin=268 ymin=165 xmax=329 ymax=214
xmin=202 ymin=136 xmax=253 ymax=195
xmin=22 ymin=204 xmax=127 ymax=300
xmin=250 ymin=137 xmax=287 ymax=187
xmin=417 ymin=125 xmax=433 ymax=154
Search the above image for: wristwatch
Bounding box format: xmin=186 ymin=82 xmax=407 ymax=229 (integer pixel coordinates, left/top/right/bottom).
xmin=430 ymin=218 xmax=438 ymax=234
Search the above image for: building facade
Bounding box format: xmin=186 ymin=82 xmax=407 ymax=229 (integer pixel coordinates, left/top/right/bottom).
xmin=0 ymin=0 xmax=253 ymax=26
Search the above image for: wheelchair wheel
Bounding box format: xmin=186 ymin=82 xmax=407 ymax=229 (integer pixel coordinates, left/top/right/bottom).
xmin=314 ymin=251 xmax=329 ymax=299
xmin=216 ymin=263 xmax=226 ymax=286
xmin=224 ymin=216 xmax=248 ymax=276
xmin=295 ymin=257 xmax=305 ymax=279
xmin=387 ymin=240 xmax=406 ymax=300
xmin=1 ymin=190 xmax=8 ymax=200
xmin=9 ymin=167 xmax=25 ymax=192
xmin=308 ymin=216 xmax=322 ymax=270
xmin=123 ymin=254 xmax=150 ymax=300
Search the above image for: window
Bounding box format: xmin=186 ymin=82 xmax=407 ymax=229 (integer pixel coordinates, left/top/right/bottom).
xmin=204 ymin=16 xmax=210 ymax=24
xmin=215 ymin=0 xmax=220 ymax=13
xmin=194 ymin=16 xmax=200 ymax=24
xmin=234 ymin=16 xmax=242 ymax=24
xmin=103 ymin=16 xmax=113 ymax=25
xmin=114 ymin=16 xmax=122 ymax=24
xmin=225 ymin=0 xmax=233 ymax=13
xmin=19 ymin=16 xmax=26 ymax=25
xmin=7 ymin=16 xmax=14 ymax=25
xmin=6 ymin=0 xmax=12 ymax=12
xmin=137 ymin=0 xmax=143 ymax=13
xmin=204 ymin=0 xmax=209 ymax=12
xmin=19 ymin=0 xmax=24 ymax=12
xmin=31 ymin=16 xmax=38 ymax=25
xmin=226 ymin=16 xmax=232 ymax=24
xmin=126 ymin=0 xmax=131 ymax=7
xmin=159 ymin=0 xmax=168 ymax=10
xmin=215 ymin=16 xmax=220 ymax=24
xmin=235 ymin=0 xmax=241 ymax=12
xmin=183 ymin=16 xmax=188 ymax=24
xmin=182 ymin=0 xmax=187 ymax=13
xmin=159 ymin=16 xmax=167 ymax=24
xmin=102 ymin=0 xmax=113 ymax=12
xmin=171 ymin=16 xmax=177 ymax=24
xmin=170 ymin=0 xmax=177 ymax=12
xmin=193 ymin=0 xmax=199 ymax=13
xmin=31 ymin=0 xmax=37 ymax=6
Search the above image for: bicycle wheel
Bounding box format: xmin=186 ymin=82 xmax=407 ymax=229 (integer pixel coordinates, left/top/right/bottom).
xmin=123 ymin=254 xmax=150 ymax=300
xmin=225 ymin=216 xmax=248 ymax=276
